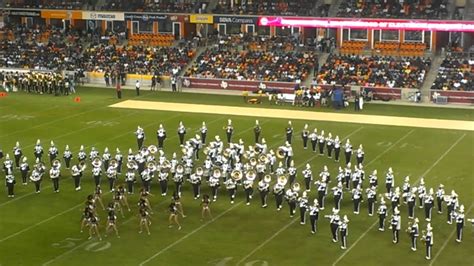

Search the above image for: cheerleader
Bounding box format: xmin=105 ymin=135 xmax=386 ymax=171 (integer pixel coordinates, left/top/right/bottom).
xmin=117 ymin=185 xmax=131 ymax=212
xmin=19 ymin=157 xmax=30 ymax=185
xmin=173 ymin=193 xmax=186 ymax=218
xmin=139 ymin=188 xmax=153 ymax=212
xmin=49 ymin=164 xmax=61 ymax=193
xmin=201 ymin=194 xmax=212 ymax=220
xmin=105 ymin=208 xmax=120 ymax=238
xmin=88 ymin=214 xmax=102 ymax=240
xmin=80 ymin=206 xmax=92 ymax=233
xmin=138 ymin=207 xmax=151 ymax=235
xmin=113 ymin=189 xmax=125 ymax=218
xmin=224 ymin=177 xmax=237 ymax=204
xmin=5 ymin=170 xmax=15 ymax=197
xmin=125 ymin=169 xmax=136 ymax=194
xmin=168 ymin=202 xmax=182 ymax=230
xmin=94 ymin=185 xmax=106 ymax=210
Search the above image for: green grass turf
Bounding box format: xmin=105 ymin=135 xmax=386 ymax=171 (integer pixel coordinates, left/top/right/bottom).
xmin=0 ymin=87 xmax=472 ymax=266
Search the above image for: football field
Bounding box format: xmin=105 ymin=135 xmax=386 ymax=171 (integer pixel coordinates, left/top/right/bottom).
xmin=0 ymin=87 xmax=472 ymax=266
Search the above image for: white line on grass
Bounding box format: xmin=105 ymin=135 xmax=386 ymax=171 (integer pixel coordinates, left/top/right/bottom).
xmin=364 ymin=129 xmax=415 ymax=167
xmin=139 ymin=202 xmax=243 ymax=266
xmin=429 ymin=203 xmax=474 ymax=266
xmin=234 ymin=126 xmax=364 ymax=265
xmin=332 ymin=133 xmax=466 ymax=266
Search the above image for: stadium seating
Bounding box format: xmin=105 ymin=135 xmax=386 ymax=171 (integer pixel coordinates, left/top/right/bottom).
xmin=127 ymin=33 xmax=175 ymax=47
xmin=213 ymin=0 xmax=319 ymax=16
xmin=431 ymin=54 xmax=473 ymax=91
xmin=5 ymin=0 xmax=87 ymax=10
xmin=102 ymin=0 xmax=208 ymax=12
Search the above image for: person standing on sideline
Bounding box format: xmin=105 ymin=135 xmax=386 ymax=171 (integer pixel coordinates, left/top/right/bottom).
xmin=171 ymin=76 xmax=177 ymax=92
xmin=354 ymin=93 xmax=360 ymax=111
xmin=135 ymin=80 xmax=140 ymax=96
xmin=286 ymin=121 xmax=293 ymax=144
xmin=116 ymin=81 xmax=122 ymax=99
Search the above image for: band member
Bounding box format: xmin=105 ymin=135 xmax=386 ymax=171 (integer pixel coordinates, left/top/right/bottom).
xmin=224 ymin=177 xmax=237 ymax=204
xmin=78 ymin=145 xmax=86 ymax=162
xmin=105 ymin=208 xmax=120 ymax=238
xmin=417 ymin=178 xmax=426 ymax=209
xmin=88 ymin=214 xmax=102 ymax=240
xmin=13 ymin=141 xmax=22 ymax=168
xmin=356 ymin=144 xmax=364 ymax=165
xmin=30 ymin=163 xmax=43 ymax=193
xmin=309 ymin=199 xmax=320 ymax=234
xmin=94 ymin=185 xmax=106 ymax=210
xmin=168 ymin=202 xmax=182 ymax=230
xmin=285 ymin=187 xmax=298 ymax=217
xmin=102 ymin=147 xmax=111 ymax=171
xmin=367 ymin=186 xmax=377 ymax=216
xmin=446 ymin=190 xmax=458 ymax=224
xmin=315 ymin=179 xmax=328 ymax=210
xmin=424 ymin=188 xmax=434 ymax=221
xmin=107 ymin=163 xmax=118 ymax=192
xmin=325 ymin=208 xmax=341 ymax=242
xmin=352 ymin=184 xmax=363 ymax=214
xmin=402 ymin=176 xmax=411 ymax=203
xmin=3 ymin=154 xmax=13 ymax=174
xmin=369 ymin=170 xmax=378 ymax=189
xmin=115 ymin=149 xmax=123 ymax=174
xmin=173 ymin=193 xmax=186 ymax=218
xmin=92 ymin=164 xmax=102 ymax=187
xmin=385 ymin=167 xmax=394 ymax=193
xmin=20 ymin=157 xmax=30 ymax=185
xmin=301 ymin=124 xmax=309 ymax=149
xmin=319 ymin=165 xmax=330 ymax=184
xmin=156 ymin=124 xmax=166 ymax=149
xmin=390 ymin=207 xmax=401 ymax=244
xmin=200 ymin=122 xmax=208 ymax=145
xmin=298 ymin=191 xmax=308 ymax=224
xmin=334 ymin=136 xmax=341 ymax=162
xmin=243 ymin=174 xmax=254 ymax=206
xmin=390 ymin=187 xmax=401 ymax=212
xmin=254 ymin=120 xmax=261 ymax=143
xmin=201 ymin=194 xmax=212 ymax=220
xmin=125 ymin=168 xmax=136 ymax=194
xmin=344 ymin=139 xmax=352 ymax=165
xmin=436 ymin=184 xmax=445 ymax=214
xmin=318 ymin=130 xmax=325 ymax=156
xmin=190 ymin=169 xmax=202 ymax=199
xmin=141 ymin=167 xmax=152 ymax=193
xmin=209 ymin=170 xmax=220 ymax=202
xmin=48 ymin=141 xmax=58 ymax=166
xmin=407 ymin=187 xmax=417 ymax=219
xmin=273 ymin=180 xmax=285 ymax=211
xmin=258 ymin=176 xmax=270 ymax=208
xmin=285 ymin=121 xmax=293 ymax=144
xmin=89 ymin=147 xmax=99 ymax=161
xmin=343 ymin=163 xmax=352 ymax=190
xmin=50 ymin=163 xmax=60 ymax=193
xmin=325 ymin=133 xmax=334 ymax=158
xmin=309 ymin=129 xmax=318 ymax=152
xmin=71 ymin=163 xmax=84 ymax=191
xmin=454 ymin=205 xmax=465 ymax=243
xmin=378 ymin=198 xmax=388 ymax=231
xmin=139 ymin=207 xmax=151 ymax=235
xmin=409 ymin=218 xmax=420 ymax=251
xmin=63 ymin=145 xmax=72 ymax=169
xmin=332 ymin=182 xmax=343 ymax=210
xmin=33 ymin=139 xmax=43 ymax=162
xmin=225 ymin=119 xmax=234 ymax=143
xmin=422 ymin=223 xmax=434 ymax=260
xmin=135 ymin=126 xmax=145 ymax=149
xmin=302 ymin=164 xmax=312 ymax=192
xmin=177 ymin=121 xmax=186 ymax=145
xmin=5 ymin=170 xmax=15 ymax=197
xmin=340 ymin=215 xmax=349 ymax=249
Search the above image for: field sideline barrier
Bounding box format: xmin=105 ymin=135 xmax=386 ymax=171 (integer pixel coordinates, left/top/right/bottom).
xmin=431 ymin=90 xmax=474 ymax=104
xmin=85 ymin=72 xmax=171 ymax=87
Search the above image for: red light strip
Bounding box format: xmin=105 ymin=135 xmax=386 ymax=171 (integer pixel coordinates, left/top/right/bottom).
xmin=258 ymin=17 xmax=474 ymax=32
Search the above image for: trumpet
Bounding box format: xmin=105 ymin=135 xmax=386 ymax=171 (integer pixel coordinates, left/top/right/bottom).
xmin=147 ymin=161 xmax=157 ymax=171
xmin=246 ymin=169 xmax=256 ymax=181
xmin=249 ymin=157 xmax=257 ymax=166
xmin=148 ymin=145 xmax=158 ymax=154
xmin=127 ymin=160 xmax=138 ymax=170
xmin=92 ymin=157 xmax=102 ymax=168
xmin=277 ymin=175 xmax=288 ymax=186
xmin=231 ymin=170 xmax=243 ymax=181
xmin=292 ymin=182 xmax=301 ymax=192
xmin=52 ymin=159 xmax=61 ymax=168
xmin=276 ymin=146 xmax=286 ymax=159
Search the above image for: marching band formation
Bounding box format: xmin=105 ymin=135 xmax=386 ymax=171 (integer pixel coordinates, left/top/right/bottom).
xmin=1 ymin=119 xmax=470 ymax=259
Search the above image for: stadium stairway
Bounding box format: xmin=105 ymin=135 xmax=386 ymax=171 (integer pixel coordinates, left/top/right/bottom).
xmin=419 ymin=55 xmax=443 ymax=102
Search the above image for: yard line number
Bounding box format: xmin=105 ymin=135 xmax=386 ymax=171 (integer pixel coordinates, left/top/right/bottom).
xmin=51 ymin=237 xmax=111 ymax=252
xmin=209 ymin=257 xmax=268 ymax=266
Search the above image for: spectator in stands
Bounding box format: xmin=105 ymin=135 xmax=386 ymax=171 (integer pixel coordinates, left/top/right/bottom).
xmin=431 ymin=55 xmax=473 ymax=91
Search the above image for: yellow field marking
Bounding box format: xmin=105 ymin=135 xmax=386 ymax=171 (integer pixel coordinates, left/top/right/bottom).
xmin=110 ymin=100 xmax=474 ymax=131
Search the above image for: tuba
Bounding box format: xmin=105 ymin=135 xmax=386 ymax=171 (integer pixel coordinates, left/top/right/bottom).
xmin=213 ymin=168 xmax=222 ymax=178
xmin=127 ymin=160 xmax=138 ymax=170
xmin=264 ymin=174 xmax=272 ymax=183
xmin=52 ymin=159 xmax=61 ymax=168
xmin=79 ymin=161 xmax=87 ymax=171
xmin=259 ymin=154 xmax=269 ymax=164
xmin=231 ymin=169 xmax=243 ymax=181
xmin=147 ymin=161 xmax=157 ymax=171
xmin=249 ymin=157 xmax=257 ymax=166
xmin=276 ymin=146 xmax=286 ymax=159
xmin=292 ymin=182 xmax=301 ymax=192
xmin=196 ymin=167 xmax=204 ymax=176
xmin=203 ymin=146 xmax=211 ymax=155
xmin=246 ymin=169 xmax=256 ymax=181
xmin=181 ymin=146 xmax=188 ymax=154
xmin=92 ymin=157 xmax=102 ymax=168
xmin=162 ymin=160 xmax=171 ymax=170
xmin=254 ymin=145 xmax=262 ymax=154
xmin=148 ymin=145 xmax=158 ymax=154
xmin=176 ymin=164 xmax=185 ymax=174
xmin=109 ymin=159 xmax=118 ymax=169
xmin=277 ymin=175 xmax=288 ymax=186
xmin=223 ymin=148 xmax=231 ymax=158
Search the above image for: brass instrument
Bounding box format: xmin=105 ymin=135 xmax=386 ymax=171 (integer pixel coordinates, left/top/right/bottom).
xmin=92 ymin=157 xmax=102 ymax=168
xmin=259 ymin=154 xmax=269 ymax=164
xmin=254 ymin=145 xmax=262 ymax=154
xmin=109 ymin=159 xmax=118 ymax=169
xmin=276 ymin=146 xmax=286 ymax=159
xmin=277 ymin=175 xmax=288 ymax=186
xmin=213 ymin=168 xmax=222 ymax=178
xmin=181 ymin=146 xmax=188 ymax=154
xmin=176 ymin=164 xmax=185 ymax=174
xmin=79 ymin=161 xmax=87 ymax=171
xmin=263 ymin=174 xmax=272 ymax=183
xmin=203 ymin=146 xmax=211 ymax=155
xmin=196 ymin=167 xmax=204 ymax=176
xmin=148 ymin=145 xmax=158 ymax=154
xmin=246 ymin=169 xmax=256 ymax=181
xmin=147 ymin=161 xmax=157 ymax=171
xmin=223 ymin=148 xmax=231 ymax=157
xmin=162 ymin=160 xmax=171 ymax=169
xmin=127 ymin=160 xmax=138 ymax=169
xmin=249 ymin=157 xmax=257 ymax=166
xmin=140 ymin=146 xmax=148 ymax=154
xmin=231 ymin=170 xmax=243 ymax=181
xmin=292 ymin=182 xmax=301 ymax=192
xmin=52 ymin=159 xmax=61 ymax=168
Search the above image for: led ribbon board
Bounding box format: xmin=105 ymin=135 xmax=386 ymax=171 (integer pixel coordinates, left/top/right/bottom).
xmin=258 ymin=17 xmax=474 ymax=32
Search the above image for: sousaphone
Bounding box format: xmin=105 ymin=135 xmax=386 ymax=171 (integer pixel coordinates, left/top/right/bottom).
xmin=196 ymin=167 xmax=204 ymax=176
xmin=277 ymin=175 xmax=288 ymax=186
xmin=176 ymin=164 xmax=185 ymax=174
xmin=292 ymin=182 xmax=301 ymax=192
xmin=263 ymin=174 xmax=272 ymax=183
xmin=92 ymin=157 xmax=102 ymax=168
xmin=231 ymin=169 xmax=243 ymax=181
xmin=259 ymin=154 xmax=269 ymax=164
xmin=276 ymin=146 xmax=286 ymax=159
xmin=52 ymin=159 xmax=61 ymax=168
xmin=127 ymin=160 xmax=138 ymax=169
xmin=148 ymin=145 xmax=158 ymax=154
xmin=147 ymin=161 xmax=157 ymax=171
xmin=246 ymin=169 xmax=256 ymax=181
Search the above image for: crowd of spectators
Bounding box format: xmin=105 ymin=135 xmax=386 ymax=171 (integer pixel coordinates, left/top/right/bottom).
xmin=184 ymin=46 xmax=316 ymax=82
xmin=337 ymin=0 xmax=449 ymax=19
xmin=101 ymin=0 xmax=208 ymax=12
xmin=80 ymin=43 xmax=195 ymax=76
xmin=5 ymin=0 xmax=93 ymax=10
xmin=212 ymin=0 xmax=318 ymax=16
xmin=314 ymin=54 xmax=431 ymax=88
xmin=430 ymin=55 xmax=473 ymax=91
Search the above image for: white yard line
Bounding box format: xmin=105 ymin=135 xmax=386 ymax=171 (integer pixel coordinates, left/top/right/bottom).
xmin=139 ymin=202 xmax=243 ymax=266
xmin=233 ymin=126 xmax=364 ymax=265
xmin=331 ymin=133 xmax=466 ymax=266
xmin=42 ymin=240 xmax=94 ymax=266
xmin=364 ymin=129 xmax=415 ymax=167
xmin=429 ymin=203 xmax=474 ymax=266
